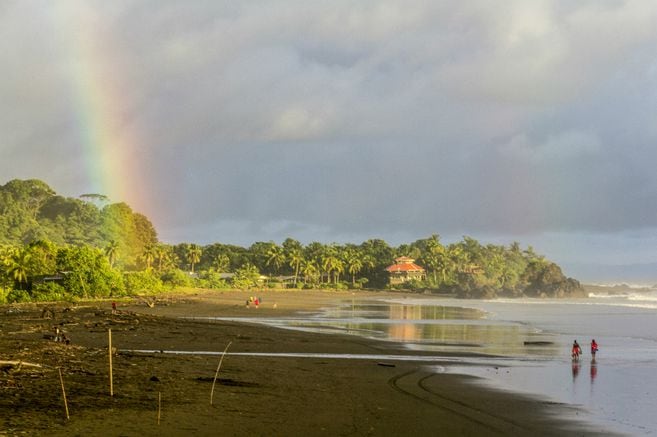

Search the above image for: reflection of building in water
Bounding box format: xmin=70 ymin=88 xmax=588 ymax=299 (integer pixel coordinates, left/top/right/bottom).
xmin=385 ymin=257 xmax=426 ymax=285
xmin=389 ymin=305 xmax=425 ymax=320
xmin=388 ymin=323 xmax=419 ymax=341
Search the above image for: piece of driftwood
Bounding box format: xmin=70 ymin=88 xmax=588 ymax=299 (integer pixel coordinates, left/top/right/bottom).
xmin=0 ymin=360 xmax=43 ymax=372
xmin=137 ymin=297 xmax=156 ymax=308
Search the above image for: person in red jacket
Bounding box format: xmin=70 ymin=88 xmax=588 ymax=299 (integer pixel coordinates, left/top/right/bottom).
xmin=571 ymin=340 xmax=582 ymax=359
xmin=591 ymin=339 xmax=599 ymax=358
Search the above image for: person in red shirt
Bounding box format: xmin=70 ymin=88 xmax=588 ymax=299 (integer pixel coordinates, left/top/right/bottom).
xmin=591 ymin=339 xmax=599 ymax=358
xmin=571 ymin=340 xmax=582 ymax=359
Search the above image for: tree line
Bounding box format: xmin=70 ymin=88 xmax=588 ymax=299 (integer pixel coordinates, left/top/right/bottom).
xmin=0 ymin=179 xmax=584 ymax=303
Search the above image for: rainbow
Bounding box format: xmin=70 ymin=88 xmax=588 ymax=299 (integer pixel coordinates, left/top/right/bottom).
xmin=50 ymin=4 xmax=150 ymax=212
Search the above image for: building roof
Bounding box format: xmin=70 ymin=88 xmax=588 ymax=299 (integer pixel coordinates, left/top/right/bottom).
xmin=385 ymin=261 xmax=425 ymax=273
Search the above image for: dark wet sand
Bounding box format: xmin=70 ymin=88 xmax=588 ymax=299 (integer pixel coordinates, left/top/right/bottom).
xmin=1 ymin=290 xmax=612 ymax=436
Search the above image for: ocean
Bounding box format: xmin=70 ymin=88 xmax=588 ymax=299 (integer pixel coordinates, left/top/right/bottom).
xmin=375 ymin=289 xmax=657 ymax=435
xmin=194 ymin=288 xmax=657 ymax=435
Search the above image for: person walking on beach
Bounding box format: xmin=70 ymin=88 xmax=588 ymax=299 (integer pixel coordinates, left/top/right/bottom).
xmin=572 ymin=340 xmax=582 ymax=360
xmin=591 ymin=339 xmax=598 ymax=358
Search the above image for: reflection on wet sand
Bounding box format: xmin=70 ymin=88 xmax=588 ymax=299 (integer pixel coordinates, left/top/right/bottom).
xmin=197 ymin=301 xmax=559 ymax=359
xmin=300 ymin=302 xmax=559 ymax=358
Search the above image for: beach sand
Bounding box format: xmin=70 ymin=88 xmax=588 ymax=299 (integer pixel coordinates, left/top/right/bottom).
xmin=1 ymin=290 xmax=608 ymax=436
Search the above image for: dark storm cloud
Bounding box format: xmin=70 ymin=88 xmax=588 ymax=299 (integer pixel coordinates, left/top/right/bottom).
xmin=2 ymin=1 xmax=657 ymax=270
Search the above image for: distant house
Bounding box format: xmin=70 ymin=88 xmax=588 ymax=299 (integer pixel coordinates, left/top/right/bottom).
xmin=385 ymin=256 xmax=426 ymax=285
xmin=28 ymin=272 xmax=69 ymax=291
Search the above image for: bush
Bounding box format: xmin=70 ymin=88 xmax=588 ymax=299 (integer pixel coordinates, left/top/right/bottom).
xmin=6 ymin=289 xmax=31 ymax=303
xmin=124 ymin=271 xmax=164 ymax=294
xmin=160 ymin=269 xmax=193 ymax=288
xmin=31 ymin=282 xmax=72 ymax=302
xmin=56 ymin=246 xmax=125 ymax=298
xmin=231 ymin=264 xmax=260 ymax=290
xmin=198 ymin=271 xmax=229 ymax=289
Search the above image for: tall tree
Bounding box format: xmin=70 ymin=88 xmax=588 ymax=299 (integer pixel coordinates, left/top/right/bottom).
xmin=266 ymin=244 xmax=285 ymax=275
xmin=345 ymin=248 xmax=364 ymax=286
xmin=141 ymin=244 xmax=157 ymax=270
xmin=5 ymin=248 xmax=31 ymax=290
xmin=105 ymin=240 xmax=119 ymax=268
xmin=186 ymin=244 xmax=202 ymax=273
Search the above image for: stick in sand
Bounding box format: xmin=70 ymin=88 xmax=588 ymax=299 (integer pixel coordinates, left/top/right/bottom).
xmin=210 ymin=341 xmax=232 ymax=406
xmin=58 ymin=367 xmax=70 ymax=420
xmin=108 ymin=328 xmax=114 ymax=397
xmin=157 ymin=392 xmax=161 ymax=425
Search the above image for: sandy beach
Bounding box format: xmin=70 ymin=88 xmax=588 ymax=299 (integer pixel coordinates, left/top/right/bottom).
xmin=1 ymin=290 xmax=608 ymax=436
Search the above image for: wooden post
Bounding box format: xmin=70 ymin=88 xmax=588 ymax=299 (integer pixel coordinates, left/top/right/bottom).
xmin=210 ymin=341 xmax=232 ymax=406
xmin=108 ymin=328 xmax=114 ymax=397
xmin=58 ymin=367 xmax=70 ymax=420
xmin=157 ymin=392 xmax=161 ymax=425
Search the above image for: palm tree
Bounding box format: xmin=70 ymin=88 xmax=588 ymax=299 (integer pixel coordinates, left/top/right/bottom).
xmin=141 ymin=244 xmax=156 ymax=270
xmin=287 ymin=248 xmax=304 ymax=286
xmin=322 ymin=248 xmax=342 ymax=284
xmin=345 ymin=249 xmax=363 ymax=286
xmin=154 ymin=244 xmax=170 ymax=271
xmin=6 ymin=249 xmax=31 ymax=290
xmin=333 ymin=258 xmax=345 ymax=284
xmin=186 ymin=244 xmax=202 ymax=273
xmin=300 ymin=259 xmax=319 ymax=285
xmin=421 ymin=234 xmax=445 ymax=284
xmin=105 ymin=240 xmax=119 ymax=268
xmin=266 ymin=244 xmax=285 ymax=275
xmin=447 ymin=244 xmax=468 ymax=282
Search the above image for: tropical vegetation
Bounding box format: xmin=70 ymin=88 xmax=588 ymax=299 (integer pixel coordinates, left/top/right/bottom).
xmin=0 ymin=179 xmax=584 ymax=303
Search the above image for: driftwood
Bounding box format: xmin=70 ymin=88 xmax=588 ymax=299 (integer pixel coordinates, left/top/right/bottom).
xmin=137 ymin=297 xmax=156 ymax=308
xmin=0 ymin=360 xmax=44 ymax=373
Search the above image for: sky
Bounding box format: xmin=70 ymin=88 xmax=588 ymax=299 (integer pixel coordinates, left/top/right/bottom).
xmin=2 ymin=1 xmax=657 ymax=282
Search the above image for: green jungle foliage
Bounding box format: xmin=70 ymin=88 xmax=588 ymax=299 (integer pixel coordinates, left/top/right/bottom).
xmin=0 ymin=179 xmax=585 ymax=303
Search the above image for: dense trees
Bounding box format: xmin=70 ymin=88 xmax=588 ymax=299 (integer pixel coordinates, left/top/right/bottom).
xmin=0 ymin=179 xmax=157 ymax=267
xmin=0 ymin=178 xmax=585 ymax=302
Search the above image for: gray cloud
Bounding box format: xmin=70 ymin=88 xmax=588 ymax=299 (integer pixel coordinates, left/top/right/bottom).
xmin=3 ymin=1 xmax=657 ymax=276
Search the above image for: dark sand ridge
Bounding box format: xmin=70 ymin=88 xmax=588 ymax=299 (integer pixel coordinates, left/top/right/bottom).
xmin=1 ymin=290 xmax=613 ymax=436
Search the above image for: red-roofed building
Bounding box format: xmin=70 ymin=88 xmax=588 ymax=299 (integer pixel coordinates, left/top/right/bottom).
xmin=385 ymin=257 xmax=426 ymax=285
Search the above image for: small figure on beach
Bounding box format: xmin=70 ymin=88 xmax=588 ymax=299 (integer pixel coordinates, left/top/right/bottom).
xmin=254 ymin=297 xmax=259 ymax=308
xmin=571 ymin=340 xmax=582 ymax=360
xmin=112 ymin=301 xmax=117 ymax=314
xmin=52 ymin=326 xmax=70 ymax=344
xmin=590 ymin=339 xmax=598 ymax=358
xmin=246 ymin=299 xmax=250 ymax=308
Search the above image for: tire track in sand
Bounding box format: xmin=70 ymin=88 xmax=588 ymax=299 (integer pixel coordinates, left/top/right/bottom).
xmin=388 ymin=369 xmax=530 ymax=435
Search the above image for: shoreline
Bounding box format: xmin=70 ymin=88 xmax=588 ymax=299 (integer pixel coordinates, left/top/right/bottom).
xmin=1 ymin=290 xmax=613 ymax=436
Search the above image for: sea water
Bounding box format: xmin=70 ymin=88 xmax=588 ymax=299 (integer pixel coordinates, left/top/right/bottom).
xmin=380 ymin=291 xmax=657 ymax=435
xmin=194 ymin=289 xmax=657 ymax=435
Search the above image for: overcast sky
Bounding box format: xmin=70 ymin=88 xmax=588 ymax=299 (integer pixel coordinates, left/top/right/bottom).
xmin=2 ymin=1 xmax=657 ymax=281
